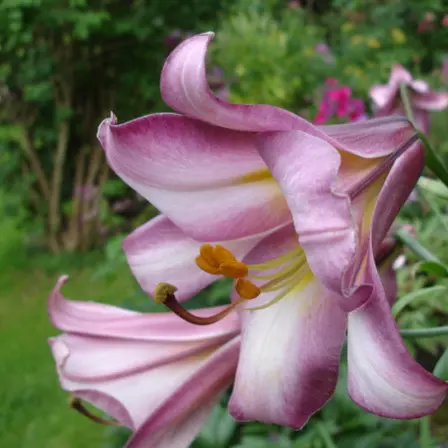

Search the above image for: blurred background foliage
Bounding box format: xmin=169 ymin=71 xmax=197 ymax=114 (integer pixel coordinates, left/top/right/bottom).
xmin=0 ymin=0 xmax=447 ymax=447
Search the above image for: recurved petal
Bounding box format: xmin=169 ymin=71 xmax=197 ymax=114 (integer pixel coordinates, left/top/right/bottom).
xmin=98 ymin=113 xmax=292 ymax=241
xmin=413 ymin=91 xmax=448 ymax=111
xmin=50 ymin=334 xmax=238 ymax=435
xmin=123 ymin=215 xmax=273 ymax=300
xmin=160 ymin=33 xmax=316 ymax=133
xmin=49 ymin=276 xmax=240 ymax=342
xmin=48 ymin=280 xmax=240 ymax=439
xmin=369 ymin=64 xmax=412 ymax=110
xmin=50 ymin=334 xmax=203 ymax=430
xmin=347 ymin=254 xmax=448 ymax=418
xmin=161 ymin=32 xmax=415 ymax=158
xmin=228 ymin=229 xmax=347 ymax=428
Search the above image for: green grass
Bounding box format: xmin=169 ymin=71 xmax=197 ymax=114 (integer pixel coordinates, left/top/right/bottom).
xmin=0 ymin=254 xmax=138 ymax=448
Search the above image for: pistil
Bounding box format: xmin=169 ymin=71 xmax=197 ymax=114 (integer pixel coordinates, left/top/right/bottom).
xmin=153 ymin=282 xmax=256 ymax=325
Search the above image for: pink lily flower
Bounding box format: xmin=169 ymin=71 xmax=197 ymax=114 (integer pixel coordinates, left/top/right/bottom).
xmin=48 ymin=276 xmax=240 ymax=448
xmin=98 ymin=33 xmax=447 ymax=427
xmin=314 ymin=80 xmax=366 ymax=124
xmin=370 ymin=64 xmax=448 ymax=132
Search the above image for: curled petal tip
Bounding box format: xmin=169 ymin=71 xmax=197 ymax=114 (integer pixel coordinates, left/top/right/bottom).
xmin=97 ymin=112 xmax=117 ymax=146
xmin=57 ymin=274 xmax=69 ymax=285
xmin=201 ymin=31 xmax=215 ymax=38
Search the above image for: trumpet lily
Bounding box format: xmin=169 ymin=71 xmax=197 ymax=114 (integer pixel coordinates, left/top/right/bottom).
xmin=98 ymin=33 xmax=447 ymax=427
xmin=48 ymin=276 xmax=240 ymax=448
xmin=370 ymin=64 xmax=448 ymax=132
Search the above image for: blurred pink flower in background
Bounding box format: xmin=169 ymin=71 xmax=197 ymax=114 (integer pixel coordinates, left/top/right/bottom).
xmin=370 ymin=64 xmax=448 ymax=132
xmin=441 ymin=56 xmax=448 ymax=84
xmin=315 ymin=43 xmax=329 ymax=53
xmin=73 ymin=184 xmax=99 ymax=221
xmin=442 ymin=14 xmax=448 ymax=27
xmin=314 ymin=79 xmax=367 ymax=124
xmin=315 ymin=42 xmax=335 ymax=64
xmin=418 ymin=12 xmax=436 ymax=33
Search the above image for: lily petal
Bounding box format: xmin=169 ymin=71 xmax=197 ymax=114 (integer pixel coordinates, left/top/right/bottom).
xmin=49 ymin=276 xmax=240 ymax=340
xmin=127 ymin=338 xmax=239 ymax=448
xmin=320 ymin=116 xmax=415 ymax=158
xmin=229 ymin=228 xmax=347 ymax=428
xmin=347 ymin=253 xmax=448 ymax=418
xmin=370 ymin=64 xmax=412 ymax=111
xmin=160 ymin=33 xmax=315 ymax=133
xmin=256 ymin=130 xmax=356 ymax=295
xmin=98 ymin=113 xmax=292 ymax=241
xmin=369 ymin=144 xmax=424 ymax=255
xmin=412 ymin=91 xmax=448 ymax=111
xmin=375 ymin=237 xmax=399 ymax=305
xmin=161 ymin=32 xmax=415 ymax=157
xmin=49 ymin=278 xmax=240 ymax=446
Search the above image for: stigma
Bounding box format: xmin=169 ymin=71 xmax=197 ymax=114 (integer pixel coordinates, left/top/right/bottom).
xmin=152 ymin=243 xmax=309 ymax=325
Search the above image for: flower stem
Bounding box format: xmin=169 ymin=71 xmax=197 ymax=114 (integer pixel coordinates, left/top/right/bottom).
xmin=399 ymin=83 xmax=416 ymax=127
xmin=395 ymin=228 xmax=440 ymax=262
xmin=315 ymin=422 xmax=337 ymax=448
xmin=416 ymin=130 xmax=448 ymax=189
xmin=420 ymin=416 xmax=432 ymax=448
xmin=399 ymin=325 xmax=448 ymax=338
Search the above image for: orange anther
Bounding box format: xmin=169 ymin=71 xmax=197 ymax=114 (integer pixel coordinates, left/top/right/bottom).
xmin=235 ymin=278 xmax=261 ymax=300
xmin=213 ymin=245 xmax=237 ymax=264
xmin=199 ymin=244 xmax=219 ymax=268
xmin=195 ymin=256 xmax=221 ymax=275
xmin=219 ymin=261 xmax=249 ymax=279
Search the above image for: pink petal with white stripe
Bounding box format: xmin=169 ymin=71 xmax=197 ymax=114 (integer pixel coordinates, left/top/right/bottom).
xmin=98 ymin=113 xmax=291 ymax=241
xmin=49 ymin=277 xmax=240 ymax=447
xmin=228 ymin=228 xmax=347 ymax=427
xmin=347 ymin=253 xmax=448 ymax=418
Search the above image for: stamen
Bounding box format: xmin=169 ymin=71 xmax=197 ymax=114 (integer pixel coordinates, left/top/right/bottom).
xmin=235 ymin=278 xmax=261 ymax=299
xmin=245 ymin=278 xmax=299 ymax=311
xmin=192 ymin=244 xmax=311 ymax=315
xmin=199 ymin=244 xmax=219 ymax=268
xmin=153 ymin=282 xmax=254 ymax=325
xmin=195 ymin=244 xmax=244 ymax=276
xmin=219 ymin=261 xmax=248 ymax=278
xmin=245 ymin=268 xmax=313 ymax=311
xmin=69 ymin=396 xmax=121 ymax=427
xmin=249 ymin=255 xmax=305 ymax=281
xmin=213 ymin=245 xmax=237 ymax=263
xmin=195 ymin=255 xmax=221 ymax=275
xmin=248 ymin=247 xmax=304 ymax=270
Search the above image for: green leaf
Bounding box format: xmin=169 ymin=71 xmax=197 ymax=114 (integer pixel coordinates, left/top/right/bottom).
xmin=433 ymin=347 xmax=448 ymax=381
xmin=195 ymin=405 xmax=237 ymax=448
xmin=400 ymin=325 xmax=448 ymax=339
xmin=414 ymin=261 xmax=448 ymax=278
xmin=395 ymin=228 xmax=440 ymax=262
xmin=392 ymin=285 xmax=446 ymax=317
xmin=417 ymin=177 xmax=448 ymax=200
xmin=418 ymin=131 xmax=448 ymax=189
